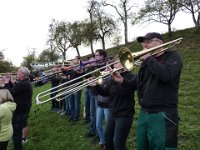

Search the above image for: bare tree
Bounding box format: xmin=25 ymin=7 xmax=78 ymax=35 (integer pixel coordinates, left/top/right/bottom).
xmin=67 ymin=21 xmax=83 ymax=56
xmin=92 ymin=2 xmax=117 ymax=49
xmin=81 ymin=19 xmax=99 ymax=54
xmin=47 ymin=19 xmax=72 ymax=61
xmin=102 ymin=0 xmax=135 ymax=44
xmin=135 ymin=0 xmax=181 ymax=36
xmin=178 ymin=0 xmax=200 ymax=29
xmin=87 ymin=0 xmax=100 ymax=54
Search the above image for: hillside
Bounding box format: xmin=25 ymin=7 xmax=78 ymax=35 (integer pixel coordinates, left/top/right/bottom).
xmin=8 ymin=27 xmax=200 ymax=150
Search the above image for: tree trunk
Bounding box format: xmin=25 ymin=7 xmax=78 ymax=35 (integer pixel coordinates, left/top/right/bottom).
xmin=124 ymin=21 xmax=128 ymax=45
xmin=196 ymin=12 xmax=200 ymax=29
xmin=168 ymin=23 xmax=172 ymax=36
xmin=90 ymin=40 xmax=94 ymax=54
xmin=76 ymin=47 xmax=80 ymax=56
xmin=63 ymin=51 xmax=66 ymax=61
xmin=101 ymin=36 xmax=105 ymax=50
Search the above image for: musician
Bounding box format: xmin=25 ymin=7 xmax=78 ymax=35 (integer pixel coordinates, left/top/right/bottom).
xmin=86 ymin=49 xmax=108 ymax=139
xmin=4 ymin=67 xmax=33 ymax=150
xmin=68 ymin=56 xmax=84 ymax=121
xmin=111 ymin=32 xmax=183 ymax=150
xmin=50 ymin=65 xmax=61 ymax=112
xmin=91 ymin=57 xmax=136 ymax=150
xmin=83 ymin=54 xmax=95 ymax=123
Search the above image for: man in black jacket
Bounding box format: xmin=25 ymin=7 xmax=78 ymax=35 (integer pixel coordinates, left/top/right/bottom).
xmin=5 ymin=67 xmax=33 ymax=150
xmin=111 ymin=32 xmax=182 ymax=150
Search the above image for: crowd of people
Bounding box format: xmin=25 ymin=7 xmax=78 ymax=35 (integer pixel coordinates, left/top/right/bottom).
xmin=0 ymin=32 xmax=183 ymax=150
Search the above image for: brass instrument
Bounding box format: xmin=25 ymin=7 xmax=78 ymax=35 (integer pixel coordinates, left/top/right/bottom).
xmin=35 ymin=60 xmax=118 ymax=105
xmin=119 ymin=38 xmax=182 ymax=71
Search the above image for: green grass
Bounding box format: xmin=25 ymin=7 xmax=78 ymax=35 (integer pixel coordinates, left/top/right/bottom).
xmin=8 ymin=27 xmax=200 ymax=150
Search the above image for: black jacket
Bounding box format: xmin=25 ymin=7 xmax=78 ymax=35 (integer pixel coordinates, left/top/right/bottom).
xmin=122 ymin=50 xmax=182 ymax=112
xmin=6 ymin=78 xmax=33 ymax=114
xmin=96 ymin=71 xmax=136 ymax=117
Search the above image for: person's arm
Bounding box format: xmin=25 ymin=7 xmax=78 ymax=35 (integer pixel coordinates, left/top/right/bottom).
xmin=92 ymin=78 xmax=111 ymax=97
xmin=146 ymin=51 xmax=182 ymax=82
xmin=6 ymin=81 xmax=27 ymax=97
xmin=111 ymin=71 xmax=138 ymax=90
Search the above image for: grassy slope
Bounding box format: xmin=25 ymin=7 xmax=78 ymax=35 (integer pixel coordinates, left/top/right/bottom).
xmin=8 ymin=28 xmax=200 ymax=150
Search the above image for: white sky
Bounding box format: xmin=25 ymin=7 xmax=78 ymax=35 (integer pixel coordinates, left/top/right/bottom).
xmin=0 ymin=0 xmax=194 ymax=67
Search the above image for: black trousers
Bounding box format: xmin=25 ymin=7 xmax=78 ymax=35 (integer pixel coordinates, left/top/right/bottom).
xmin=0 ymin=140 xmax=9 ymax=150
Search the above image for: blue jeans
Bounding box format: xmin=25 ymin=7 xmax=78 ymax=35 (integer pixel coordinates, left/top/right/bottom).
xmin=84 ymin=88 xmax=92 ymax=121
xmin=96 ymin=106 xmax=111 ymax=144
xmin=70 ymin=90 xmax=82 ymax=120
xmin=105 ymin=113 xmax=133 ymax=150
xmin=12 ymin=113 xmax=26 ymax=150
xmin=65 ymin=95 xmax=72 ymax=116
xmin=89 ymin=95 xmax=98 ymax=135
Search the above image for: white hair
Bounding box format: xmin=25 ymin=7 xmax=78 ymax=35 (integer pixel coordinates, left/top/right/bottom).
xmin=18 ymin=67 xmax=30 ymax=78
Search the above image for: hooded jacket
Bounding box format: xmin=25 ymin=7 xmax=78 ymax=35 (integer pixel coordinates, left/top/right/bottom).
xmin=0 ymin=102 xmax=16 ymax=141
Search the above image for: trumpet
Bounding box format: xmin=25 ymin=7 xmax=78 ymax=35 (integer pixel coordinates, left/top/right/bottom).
xmin=36 ymin=37 xmax=182 ymax=105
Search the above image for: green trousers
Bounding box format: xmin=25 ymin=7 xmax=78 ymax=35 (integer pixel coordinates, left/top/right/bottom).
xmin=136 ymin=110 xmax=178 ymax=150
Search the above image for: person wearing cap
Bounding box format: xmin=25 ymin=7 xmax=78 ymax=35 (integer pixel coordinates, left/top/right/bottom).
xmin=111 ymin=32 xmax=183 ymax=150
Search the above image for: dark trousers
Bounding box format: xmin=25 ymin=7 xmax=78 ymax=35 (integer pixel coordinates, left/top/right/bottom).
xmin=12 ymin=113 xmax=26 ymax=150
xmin=50 ymin=89 xmax=59 ymax=109
xmin=137 ymin=110 xmax=179 ymax=150
xmin=105 ymin=113 xmax=133 ymax=150
xmin=0 ymin=141 xmax=9 ymax=150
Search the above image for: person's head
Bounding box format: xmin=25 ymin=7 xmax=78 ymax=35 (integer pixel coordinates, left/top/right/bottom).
xmin=113 ymin=57 xmax=123 ymax=69
xmin=17 ymin=67 xmax=30 ymax=81
xmin=95 ymin=49 xmax=107 ymax=60
xmin=137 ymin=32 xmax=163 ymax=49
xmin=0 ymin=89 xmax=14 ymax=104
xmin=75 ymin=56 xmax=81 ymax=60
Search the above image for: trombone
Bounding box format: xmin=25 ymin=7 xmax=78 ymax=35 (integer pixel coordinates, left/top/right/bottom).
xmin=119 ymin=37 xmax=183 ymax=71
xmin=36 ymin=59 xmax=117 ymax=105
xmin=50 ymin=67 xmax=123 ymax=102
xmin=35 ymin=37 xmax=182 ymax=105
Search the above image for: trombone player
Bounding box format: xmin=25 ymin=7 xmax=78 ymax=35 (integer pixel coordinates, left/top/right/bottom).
xmin=112 ymin=32 xmax=183 ymax=150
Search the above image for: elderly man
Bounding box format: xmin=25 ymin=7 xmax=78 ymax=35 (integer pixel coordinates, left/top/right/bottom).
xmin=111 ymin=32 xmax=183 ymax=150
xmin=5 ymin=67 xmax=33 ymax=150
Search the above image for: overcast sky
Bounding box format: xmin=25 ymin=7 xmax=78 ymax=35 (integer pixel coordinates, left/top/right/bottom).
xmin=0 ymin=0 xmax=194 ymax=67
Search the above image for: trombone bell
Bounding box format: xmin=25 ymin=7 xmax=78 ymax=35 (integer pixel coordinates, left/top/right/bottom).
xmin=119 ymin=47 xmax=134 ymax=71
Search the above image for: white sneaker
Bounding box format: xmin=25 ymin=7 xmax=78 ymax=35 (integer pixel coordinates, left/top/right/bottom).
xmin=22 ymin=138 xmax=28 ymax=144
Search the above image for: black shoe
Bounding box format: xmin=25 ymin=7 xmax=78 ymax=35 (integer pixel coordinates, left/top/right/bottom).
xmin=68 ymin=118 xmax=73 ymax=121
xmin=72 ymin=118 xmax=79 ymax=122
xmin=84 ymin=120 xmax=90 ymax=124
xmin=85 ymin=132 xmax=96 ymax=138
